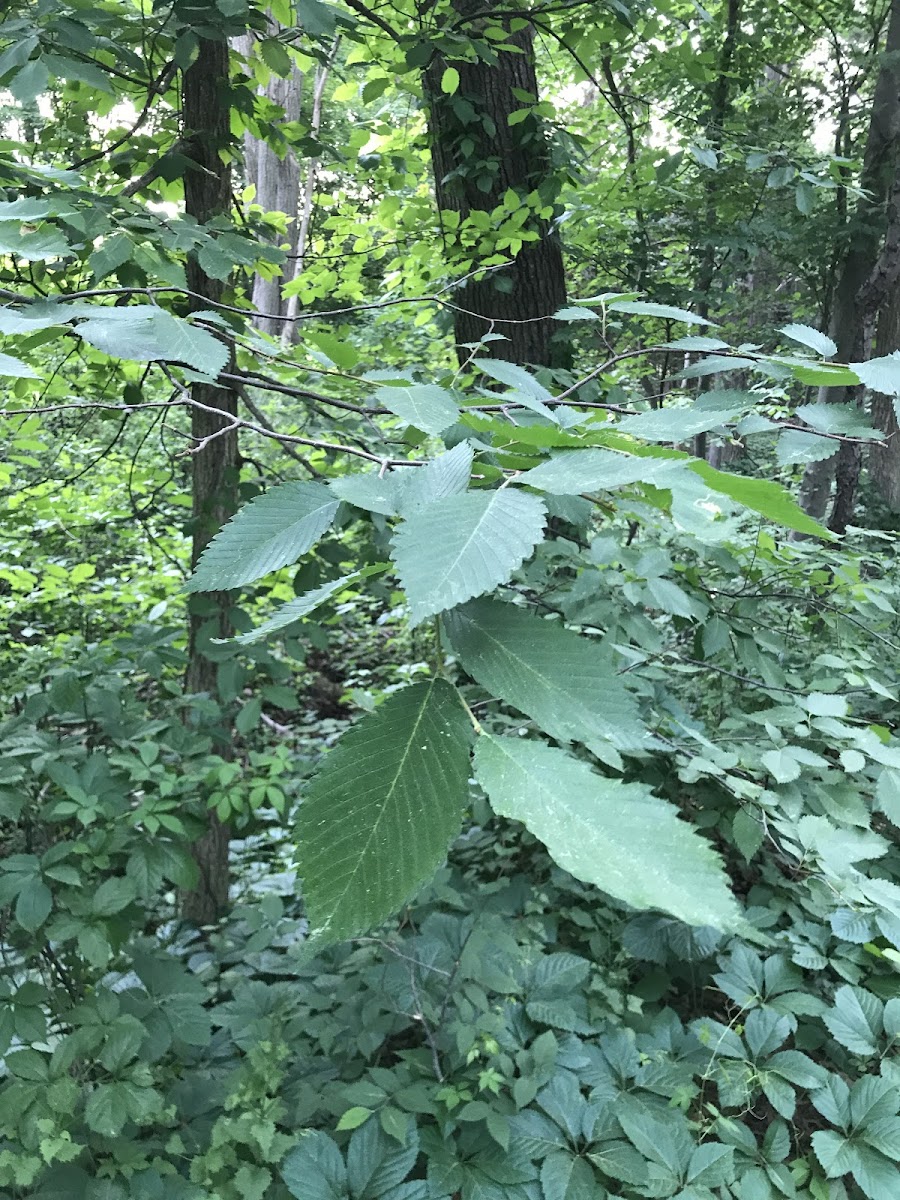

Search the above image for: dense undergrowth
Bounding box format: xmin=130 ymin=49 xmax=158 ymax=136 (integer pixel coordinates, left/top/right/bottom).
xmin=4 ymin=498 xmax=900 ymax=1200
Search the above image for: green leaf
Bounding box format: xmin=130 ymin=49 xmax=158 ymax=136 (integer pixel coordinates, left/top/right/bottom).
xmin=779 ymin=324 xmax=837 ymax=357
xmin=85 ymin=1084 xmax=128 ymax=1137
xmin=330 ymin=471 xmax=403 ymax=516
xmin=850 ymin=1144 xmax=899 ymax=1200
xmin=444 ymin=597 xmax=645 ymax=760
xmin=296 ymin=678 xmax=472 ymax=946
xmin=795 ymin=403 xmax=877 ymax=436
xmin=0 ymin=304 xmax=61 ymax=333
xmin=876 ymin=768 xmax=900 ymax=827
xmin=690 ymin=461 xmax=831 ymax=537
xmin=851 ymin=352 xmax=900 ymax=396
xmin=227 ymin=571 xmax=383 ymax=645
xmin=89 ymin=233 xmax=134 ymax=282
xmin=617 ymin=395 xmax=754 ymax=441
xmin=0 ymin=350 xmax=38 ymax=377
xmin=187 ymin=482 xmax=339 ymax=592
xmin=607 ymin=298 xmax=717 ymax=326
xmin=441 ymin=66 xmax=460 ymax=93
xmin=337 ymin=1106 xmax=372 ymax=1131
xmin=398 ymin=441 xmax=474 ymax=514
xmin=373 ymin=382 xmax=459 ymax=434
xmin=0 ymin=222 xmax=69 ymax=261
xmin=686 ymin=1143 xmax=735 ymax=1187
xmin=473 ymin=735 xmax=740 ymax=929
xmin=553 ymin=306 xmax=600 ymax=321
xmin=761 ymin=748 xmax=802 ymax=784
xmin=76 ymin=307 xmax=228 ymax=375
xmin=812 ymin=1130 xmax=856 ymax=1178
xmin=519 ymin=449 xmax=688 ymax=494
xmin=824 ymin=985 xmax=883 ymax=1057
xmin=15 ymin=878 xmax=52 ymax=931
xmin=391 ymin=488 xmax=546 ymax=625
xmin=92 ymin=876 xmax=136 ymax=916
xmin=775 ymin=430 xmax=839 ymax=466
xmin=281 ymin=1131 xmax=347 ymax=1200
xmin=540 ymin=1152 xmax=597 ymax=1200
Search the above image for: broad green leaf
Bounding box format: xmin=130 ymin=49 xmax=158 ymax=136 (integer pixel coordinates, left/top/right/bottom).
xmin=0 ymin=198 xmax=51 ymax=220
xmin=553 ymin=306 xmax=600 ymax=321
xmin=540 ymin=1152 xmax=597 ymax=1200
xmin=850 ymin=1144 xmax=900 ymax=1199
xmin=823 ymin=986 xmax=883 ymax=1057
xmin=0 ymin=222 xmax=69 ymax=260
xmin=690 ymin=462 xmax=831 ymax=538
xmin=226 ymin=567 xmax=387 ymax=645
xmin=779 ymin=324 xmax=837 ymax=357
xmin=85 ymin=1083 xmax=127 ymax=1137
xmin=607 ymin=298 xmax=717 ymax=326
xmin=795 ymin=403 xmax=878 ymax=436
xmin=444 ymin=597 xmax=645 ymax=760
xmin=398 ymin=441 xmax=474 ymax=514
xmin=876 ymin=768 xmax=900 ymax=827
xmin=0 ymin=304 xmax=61 ymax=333
xmin=519 ymin=449 xmax=688 ymax=494
xmin=617 ymin=395 xmax=754 ymax=441
xmin=812 ymin=1130 xmax=856 ymax=1178
xmin=330 ymin=471 xmax=404 ymax=516
xmin=391 ymin=488 xmax=546 ymax=625
xmin=851 ymin=352 xmax=900 ymax=396
xmin=187 ymin=482 xmax=338 ymax=592
xmin=15 ymin=878 xmax=52 ymax=931
xmin=281 ymin=1131 xmax=347 ymax=1200
xmin=373 ymin=382 xmax=458 ymax=434
xmin=776 ymin=430 xmax=839 ymax=466
xmin=473 ymin=358 xmax=553 ymax=400
xmin=664 ymin=335 xmax=730 ymax=351
xmin=76 ymin=307 xmax=228 ymax=376
xmin=296 ymin=678 xmax=472 ymax=945
xmin=441 ymin=66 xmax=460 ymax=93
xmin=474 ymin=736 xmax=740 ymax=929
xmin=0 ymin=350 xmax=37 ymax=377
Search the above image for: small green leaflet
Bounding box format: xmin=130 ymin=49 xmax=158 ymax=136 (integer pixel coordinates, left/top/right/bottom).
xmin=76 ymin=307 xmax=228 ymax=376
xmin=444 ymin=598 xmax=645 ymax=763
xmin=474 ymin=735 xmax=741 ymax=929
xmin=0 ymin=350 xmax=37 ymax=377
xmin=607 ymin=298 xmax=717 ymax=326
xmin=187 ymin=481 xmax=339 ymax=592
xmin=776 ymin=431 xmax=839 ymax=466
xmin=296 ymin=678 xmax=472 ymax=946
xmin=372 ymin=382 xmax=459 ymax=434
xmin=391 ymin=488 xmax=546 ymax=625
xmin=779 ymin=324 xmax=837 ymax=358
xmin=519 ymin=449 xmax=689 ymax=494
xmin=553 ymin=306 xmax=600 ymax=321
xmin=222 ymin=567 xmax=388 ymax=645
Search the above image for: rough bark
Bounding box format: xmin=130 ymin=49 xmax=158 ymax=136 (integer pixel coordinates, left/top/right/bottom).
xmin=181 ymin=34 xmax=239 ymax=925
xmin=798 ymin=0 xmax=900 ymax=523
xmin=236 ymin=31 xmax=303 ymax=336
xmin=422 ymin=1 xmax=568 ymax=366
xmin=869 ymin=273 xmax=900 ymax=510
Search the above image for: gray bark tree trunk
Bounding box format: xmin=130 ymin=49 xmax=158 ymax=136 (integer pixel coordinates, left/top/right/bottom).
xmin=236 ymin=31 xmax=303 ymax=337
xmin=181 ymin=33 xmax=239 ymax=925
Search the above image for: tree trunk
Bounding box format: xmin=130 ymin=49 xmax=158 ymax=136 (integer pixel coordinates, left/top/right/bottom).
xmin=870 ymin=286 xmax=900 ymax=509
xmin=236 ymin=31 xmax=303 ymax=336
xmin=798 ymin=0 xmax=900 ymax=523
xmin=422 ymin=1 xmax=568 ymax=366
xmin=692 ymin=0 xmax=741 ymax=460
xmin=181 ymin=34 xmax=239 ymax=925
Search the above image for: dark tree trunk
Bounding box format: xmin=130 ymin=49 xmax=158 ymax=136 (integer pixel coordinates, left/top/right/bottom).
xmin=798 ymin=0 xmax=900 ymax=523
xmin=181 ymin=34 xmax=239 ymax=925
xmin=422 ymin=1 xmax=568 ymax=366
